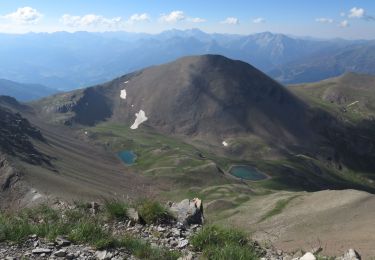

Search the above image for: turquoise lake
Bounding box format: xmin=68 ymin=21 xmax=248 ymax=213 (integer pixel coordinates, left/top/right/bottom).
xmin=118 ymin=150 xmax=137 ymax=165
xmin=229 ymin=165 xmax=267 ymax=181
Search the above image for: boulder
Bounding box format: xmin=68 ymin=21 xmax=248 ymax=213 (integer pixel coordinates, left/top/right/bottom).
xmin=127 ymin=207 xmax=139 ymax=223
xmin=54 ymin=249 xmax=67 ymax=257
xmin=169 ymin=198 xmax=204 ymax=226
xmin=339 ymin=249 xmax=361 ymax=260
xmin=300 ymin=252 xmax=316 ymax=260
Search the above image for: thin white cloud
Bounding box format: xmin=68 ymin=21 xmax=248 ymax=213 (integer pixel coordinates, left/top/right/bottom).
xmin=220 ymin=17 xmax=239 ymax=25
xmin=340 ymin=20 xmax=350 ymax=28
xmin=3 ymin=6 xmax=42 ymax=24
xmin=127 ymin=13 xmax=150 ymax=24
xmin=340 ymin=12 xmax=346 ymax=17
xmin=60 ymin=14 xmax=122 ymax=28
xmin=347 ymin=7 xmax=374 ymax=21
xmin=253 ymin=17 xmax=266 ymax=24
xmin=349 ymin=7 xmax=365 ymax=18
xmin=315 ymin=18 xmax=334 ymax=24
xmin=188 ymin=17 xmax=206 ymax=23
xmin=159 ymin=11 xmax=185 ymax=23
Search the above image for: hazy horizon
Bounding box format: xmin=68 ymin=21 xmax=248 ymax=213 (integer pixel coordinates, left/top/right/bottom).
xmin=0 ymin=0 xmax=374 ymax=39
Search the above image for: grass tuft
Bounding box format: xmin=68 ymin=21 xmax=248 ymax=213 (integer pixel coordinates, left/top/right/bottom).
xmin=104 ymin=199 xmax=129 ymax=220
xmin=191 ymin=225 xmax=259 ymax=260
xmin=119 ymin=235 xmax=181 ymax=260
xmin=136 ymin=199 xmax=173 ymax=224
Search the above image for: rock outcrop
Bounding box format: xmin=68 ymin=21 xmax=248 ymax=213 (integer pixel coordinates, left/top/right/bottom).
xmin=168 ymin=198 xmax=204 ymax=226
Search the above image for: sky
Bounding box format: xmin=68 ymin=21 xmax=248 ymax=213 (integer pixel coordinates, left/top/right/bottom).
xmin=0 ymin=0 xmax=374 ymax=39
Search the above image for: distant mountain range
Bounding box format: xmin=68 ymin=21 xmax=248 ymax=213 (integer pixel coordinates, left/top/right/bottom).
xmin=0 ymin=79 xmax=58 ymax=101
xmin=0 ymin=29 xmax=374 ymax=90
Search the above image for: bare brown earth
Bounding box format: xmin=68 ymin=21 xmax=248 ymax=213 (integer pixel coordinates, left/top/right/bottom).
xmin=216 ymin=189 xmax=375 ymax=258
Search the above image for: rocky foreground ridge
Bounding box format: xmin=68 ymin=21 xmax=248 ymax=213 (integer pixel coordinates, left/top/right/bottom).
xmin=0 ymin=198 xmax=362 ymax=260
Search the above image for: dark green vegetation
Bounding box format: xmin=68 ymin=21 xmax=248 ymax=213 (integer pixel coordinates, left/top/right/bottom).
xmin=191 ymin=226 xmax=259 ymax=260
xmin=0 ymin=204 xmax=180 ymax=260
xmin=104 ymin=200 xmax=129 ymax=220
xmin=136 ymin=199 xmax=174 ymax=224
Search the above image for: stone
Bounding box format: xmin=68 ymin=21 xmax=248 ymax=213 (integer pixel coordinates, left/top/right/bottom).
xmin=95 ymin=250 xmax=112 ymax=260
xmin=177 ymin=239 xmax=189 ymax=249
xmin=340 ymin=249 xmax=361 ymax=260
xmin=56 ymin=236 xmax=71 ymax=247
xmin=127 ymin=208 xmax=139 ymax=223
xmin=54 ymin=249 xmax=67 ymax=257
xmin=169 ymin=198 xmax=204 ymax=226
xmin=178 ymin=252 xmax=193 ymax=260
xmin=90 ymin=201 xmax=100 ymax=214
xmin=157 ymin=226 xmax=166 ymax=232
xmin=65 ymin=253 xmax=75 ymax=260
xmin=32 ymin=248 xmax=52 ymax=254
xmin=300 ymin=252 xmax=316 ymax=260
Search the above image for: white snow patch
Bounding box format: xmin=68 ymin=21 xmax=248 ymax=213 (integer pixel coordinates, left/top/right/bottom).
xmin=222 ymin=141 xmax=229 ymax=147
xmin=84 ymin=131 xmax=88 ymax=135
xmin=131 ymin=104 xmax=134 ymax=107
xmin=130 ymin=110 xmax=148 ymax=130
xmin=120 ymin=89 xmax=127 ymax=99
xmin=347 ymin=101 xmax=359 ymax=107
xmin=124 ymin=80 xmax=129 ymax=84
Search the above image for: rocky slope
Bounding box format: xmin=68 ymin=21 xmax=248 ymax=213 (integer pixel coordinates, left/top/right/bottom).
xmin=0 ymin=199 xmax=363 ymax=260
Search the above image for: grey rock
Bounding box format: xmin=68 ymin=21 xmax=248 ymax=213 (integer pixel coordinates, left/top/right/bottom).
xmin=177 ymin=239 xmax=189 ymax=249
xmin=127 ymin=208 xmax=139 ymax=223
xmin=169 ymin=198 xmax=204 ymax=226
xmin=56 ymin=236 xmax=71 ymax=247
xmin=339 ymin=249 xmax=361 ymax=260
xmin=32 ymin=248 xmax=52 ymax=254
xmin=95 ymin=250 xmax=112 ymax=260
xmin=54 ymin=249 xmax=67 ymax=257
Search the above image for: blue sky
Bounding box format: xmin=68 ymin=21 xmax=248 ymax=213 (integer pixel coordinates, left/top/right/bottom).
xmin=0 ymin=0 xmax=374 ymax=39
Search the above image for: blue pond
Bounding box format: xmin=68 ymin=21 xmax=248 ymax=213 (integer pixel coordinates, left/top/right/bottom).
xmin=229 ymin=165 xmax=267 ymax=181
xmin=118 ymin=150 xmax=137 ymax=165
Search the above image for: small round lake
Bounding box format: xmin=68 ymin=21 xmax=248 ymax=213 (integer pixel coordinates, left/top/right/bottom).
xmin=229 ymin=165 xmax=267 ymax=181
xmin=118 ymin=150 xmax=137 ymax=165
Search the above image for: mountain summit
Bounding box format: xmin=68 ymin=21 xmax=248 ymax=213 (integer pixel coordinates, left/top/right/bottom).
xmin=35 ymin=55 xmax=310 ymax=144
